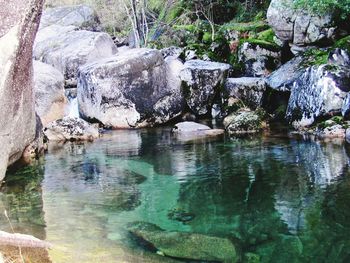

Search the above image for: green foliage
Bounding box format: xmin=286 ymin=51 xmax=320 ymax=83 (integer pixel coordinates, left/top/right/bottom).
xmin=334 ymin=35 xmax=350 ymax=53
xmin=257 ymin=29 xmax=275 ymax=43
xmin=294 ymin=0 xmax=350 ymax=20
xmin=301 ymin=48 xmax=329 ymax=67
xmin=219 ymin=21 xmax=269 ymax=33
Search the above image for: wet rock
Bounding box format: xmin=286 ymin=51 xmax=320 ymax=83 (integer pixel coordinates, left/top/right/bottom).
xmin=286 ymin=65 xmax=350 ymax=128
xmin=43 ymin=117 xmax=99 ymax=141
xmin=34 ymin=25 xmax=117 ymax=86
xmin=39 ymin=5 xmax=100 ymax=30
xmin=167 ymin=208 xmax=195 ymax=223
xmin=127 ymin=221 xmax=239 ymax=262
xmin=317 ymin=124 xmax=345 ymax=139
xmin=266 ymin=56 xmax=304 ymax=92
xmin=180 ymin=60 xmax=230 ymax=116
xmin=34 ymin=61 xmax=67 ymax=126
xmin=267 ymin=0 xmax=337 ymax=51
xmin=238 ymin=42 xmax=281 ymax=77
xmin=223 ymin=77 xmax=267 ymax=110
xmin=224 ymin=110 xmax=263 ymax=135
xmin=78 ymin=48 xmax=184 ymax=128
xmin=0 ymin=0 xmax=45 ymax=181
xmin=172 ymin=122 xmax=211 ymax=133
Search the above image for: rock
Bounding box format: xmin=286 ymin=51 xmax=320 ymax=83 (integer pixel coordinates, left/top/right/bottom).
xmin=342 ymin=93 xmax=350 ymax=119
xmin=266 ymin=56 xmax=304 ymax=92
xmin=40 ymin=4 xmax=100 ymax=30
xmin=34 ymin=25 xmax=117 ymax=87
xmin=346 ymin=129 xmax=350 ymax=144
xmin=328 ymin=48 xmax=350 ymax=67
xmin=224 ymin=110 xmax=263 ymax=135
xmin=127 ymin=221 xmax=239 ymax=263
xmin=238 ymin=42 xmax=281 ymax=77
xmin=317 ymin=124 xmax=345 ymax=139
xmin=223 ymin=77 xmax=267 ymax=110
xmin=180 ymin=60 xmax=230 ymax=116
xmin=185 ymin=50 xmax=197 ymax=61
xmin=267 ymin=0 xmax=337 ymax=50
xmin=172 ymin=122 xmax=224 ymax=140
xmin=78 ymin=48 xmax=184 ymax=128
xmin=43 ymin=117 xmax=99 ymax=141
xmin=161 ymin=46 xmax=183 ymax=59
xmin=167 ymin=208 xmax=195 ymax=223
xmin=34 ymin=61 xmax=67 ymax=126
xmin=0 ymin=0 xmax=45 ymax=181
xmin=172 ymin=122 xmax=211 ymax=133
xmin=286 ymin=65 xmax=350 ymax=128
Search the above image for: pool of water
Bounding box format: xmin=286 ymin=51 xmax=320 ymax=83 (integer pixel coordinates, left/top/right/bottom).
xmin=1 ymin=128 xmax=350 ymax=262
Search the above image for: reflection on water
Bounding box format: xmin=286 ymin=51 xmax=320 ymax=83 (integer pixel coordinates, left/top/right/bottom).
xmin=1 ymin=129 xmax=350 ymax=262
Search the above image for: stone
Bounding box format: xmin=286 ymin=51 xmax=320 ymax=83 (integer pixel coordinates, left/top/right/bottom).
xmin=346 ymin=129 xmax=350 ymax=144
xmin=342 ymin=93 xmax=350 ymax=119
xmin=223 ymin=77 xmax=267 ymax=110
xmin=238 ymin=42 xmax=281 ymax=77
xmin=266 ymin=56 xmax=304 ymax=92
xmin=180 ymin=60 xmax=230 ymax=116
xmin=43 ymin=117 xmax=99 ymax=141
xmin=127 ymin=221 xmax=239 ymax=263
xmin=39 ymin=4 xmax=100 ymax=30
xmin=78 ymin=48 xmax=184 ymax=128
xmin=34 ymin=25 xmax=117 ymax=87
xmin=286 ymin=65 xmax=350 ymax=128
xmin=224 ymin=110 xmax=263 ymax=135
xmin=317 ymin=124 xmax=345 ymax=139
xmin=0 ymin=0 xmax=45 ymax=181
xmin=172 ymin=122 xmax=211 ymax=133
xmin=172 ymin=122 xmax=224 ymax=141
xmin=161 ymin=46 xmax=183 ymax=59
xmin=34 ymin=61 xmax=67 ymax=126
xmin=267 ymin=0 xmax=337 ymax=50
xmin=328 ymin=48 xmax=350 ymax=67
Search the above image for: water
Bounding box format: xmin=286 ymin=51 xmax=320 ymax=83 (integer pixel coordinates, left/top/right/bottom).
xmin=1 ymin=128 xmax=350 ymax=262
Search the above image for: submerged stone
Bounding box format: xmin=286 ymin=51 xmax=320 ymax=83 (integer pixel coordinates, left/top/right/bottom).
xmin=167 ymin=208 xmax=195 ymax=223
xmin=127 ymin=222 xmax=239 ymax=262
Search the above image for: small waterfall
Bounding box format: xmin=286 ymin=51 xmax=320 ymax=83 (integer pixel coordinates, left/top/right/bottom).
xmin=65 ymin=89 xmax=79 ymax=118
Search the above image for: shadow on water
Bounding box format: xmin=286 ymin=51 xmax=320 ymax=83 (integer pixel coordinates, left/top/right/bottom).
xmin=1 ymin=128 xmax=350 ymax=262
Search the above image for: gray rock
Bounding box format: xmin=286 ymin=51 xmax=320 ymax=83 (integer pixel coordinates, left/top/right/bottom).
xmin=34 ymin=61 xmax=67 ymax=126
xmin=224 ymin=110 xmax=263 ymax=135
xmin=127 ymin=221 xmax=239 ymax=263
xmin=328 ymin=48 xmax=350 ymax=67
xmin=172 ymin=122 xmax=211 ymax=133
xmin=44 ymin=117 xmax=99 ymax=141
xmin=342 ymin=93 xmax=350 ymax=119
xmin=346 ymin=129 xmax=350 ymax=144
xmin=40 ymin=4 xmax=100 ymax=30
xmin=0 ymin=0 xmax=45 ymax=181
xmin=286 ymin=65 xmax=350 ymax=128
xmin=266 ymin=56 xmax=304 ymax=92
xmin=78 ymin=48 xmax=184 ymax=128
xmin=180 ymin=60 xmax=230 ymax=116
xmin=161 ymin=46 xmax=183 ymax=59
xmin=317 ymin=124 xmax=345 ymax=139
xmin=223 ymin=77 xmax=267 ymax=110
xmin=172 ymin=122 xmax=224 ymax=141
xmin=267 ymin=0 xmax=337 ymax=50
xmin=238 ymin=42 xmax=281 ymax=77
xmin=34 ymin=25 xmax=117 ymax=86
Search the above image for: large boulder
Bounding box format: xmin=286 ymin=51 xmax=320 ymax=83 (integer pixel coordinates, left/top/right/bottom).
xmin=78 ymin=48 xmax=184 ymax=128
xmin=40 ymin=4 xmax=100 ymax=30
xmin=286 ymin=65 xmax=350 ymax=128
xmin=238 ymin=42 xmax=281 ymax=77
xmin=127 ymin=221 xmax=239 ymax=263
xmin=224 ymin=110 xmax=264 ymax=135
xmin=0 ymin=0 xmax=45 ymax=181
xmin=34 ymin=61 xmax=66 ymax=126
xmin=180 ymin=60 xmax=230 ymax=116
xmin=34 ymin=25 xmax=117 ymax=87
xmin=223 ymin=77 xmax=267 ymax=110
xmin=267 ymin=0 xmax=337 ymax=51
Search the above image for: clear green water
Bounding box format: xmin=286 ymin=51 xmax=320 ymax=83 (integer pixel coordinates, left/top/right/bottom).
xmin=1 ymin=128 xmax=350 ymax=262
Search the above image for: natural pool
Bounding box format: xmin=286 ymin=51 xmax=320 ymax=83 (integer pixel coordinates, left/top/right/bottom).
xmin=1 ymin=128 xmax=350 ymax=262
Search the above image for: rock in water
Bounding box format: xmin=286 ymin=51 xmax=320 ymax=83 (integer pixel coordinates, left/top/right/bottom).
xmin=44 ymin=117 xmax=99 ymax=141
xmin=34 ymin=26 xmax=117 ymax=87
xmin=286 ymin=65 xmax=350 ymax=128
xmin=39 ymin=5 xmax=100 ymax=30
xmin=78 ymin=48 xmax=184 ymax=128
xmin=172 ymin=122 xmax=224 ymax=140
xmin=180 ymin=60 xmax=230 ymax=116
xmin=34 ymin=61 xmax=67 ymax=126
xmin=0 ymin=0 xmax=45 ymax=181
xmin=127 ymin=222 xmax=239 ymax=263
xmin=224 ymin=110 xmax=263 ymax=135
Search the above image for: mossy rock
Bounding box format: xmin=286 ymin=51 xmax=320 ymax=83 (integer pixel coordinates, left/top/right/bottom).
xmin=257 ymin=29 xmax=275 ymax=43
xmin=220 ymin=21 xmax=269 ymax=33
xmin=240 ymin=38 xmax=280 ymax=52
xmin=334 ymin=35 xmax=350 ymax=53
xmin=224 ymin=110 xmax=264 ymax=135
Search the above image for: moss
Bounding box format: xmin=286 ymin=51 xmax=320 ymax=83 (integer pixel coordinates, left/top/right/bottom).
xmin=220 ymin=21 xmax=269 ymax=33
xmin=333 ymin=35 xmax=350 ymax=53
xmin=202 ymin=32 xmax=212 ymax=43
xmin=241 ymin=38 xmax=280 ymax=52
xmin=173 ymin=24 xmax=197 ymax=33
xmin=257 ymin=29 xmax=275 ymax=43
xmin=301 ymin=48 xmax=329 ymax=67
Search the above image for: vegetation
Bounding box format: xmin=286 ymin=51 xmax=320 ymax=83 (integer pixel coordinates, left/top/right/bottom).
xmin=294 ymin=0 xmax=350 ymax=20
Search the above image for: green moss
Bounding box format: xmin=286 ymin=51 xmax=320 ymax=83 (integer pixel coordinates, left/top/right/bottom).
xmin=257 ymin=29 xmax=275 ymax=43
xmin=301 ymin=48 xmax=329 ymax=67
xmin=173 ymin=24 xmax=197 ymax=32
xmin=241 ymin=38 xmax=280 ymax=52
xmin=333 ymin=35 xmax=350 ymax=53
xmin=220 ymin=21 xmax=269 ymax=33
xmin=202 ymin=32 xmax=212 ymax=43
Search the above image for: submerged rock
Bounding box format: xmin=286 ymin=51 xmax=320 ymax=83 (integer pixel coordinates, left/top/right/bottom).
xmin=34 ymin=25 xmax=117 ymax=86
xmin=180 ymin=60 xmax=230 ymax=116
xmin=172 ymin=122 xmax=224 ymax=139
xmin=223 ymin=77 xmax=267 ymax=110
xmin=286 ymin=65 xmax=350 ymax=128
xmin=224 ymin=110 xmax=264 ymax=135
xmin=127 ymin=221 xmax=239 ymax=262
xmin=78 ymin=48 xmax=184 ymax=128
xmin=167 ymin=208 xmax=195 ymax=223
xmin=238 ymin=42 xmax=281 ymax=77
xmin=44 ymin=117 xmax=99 ymax=141
xmin=34 ymin=61 xmax=67 ymax=126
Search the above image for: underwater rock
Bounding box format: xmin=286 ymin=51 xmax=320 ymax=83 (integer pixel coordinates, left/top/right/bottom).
xmin=34 ymin=61 xmax=67 ymax=126
xmin=127 ymin=221 xmax=239 ymax=262
xmin=238 ymin=42 xmax=281 ymax=77
xmin=180 ymin=60 xmax=230 ymax=116
xmin=167 ymin=208 xmax=195 ymax=223
xmin=78 ymin=48 xmax=184 ymax=128
xmin=43 ymin=117 xmax=99 ymax=141
xmin=172 ymin=122 xmax=224 ymax=139
xmin=224 ymin=110 xmax=264 ymax=135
